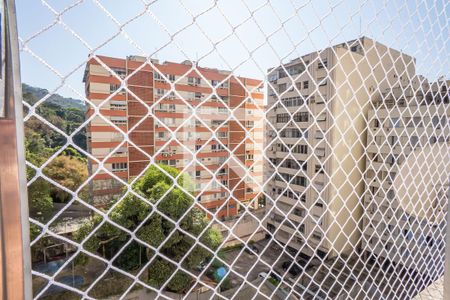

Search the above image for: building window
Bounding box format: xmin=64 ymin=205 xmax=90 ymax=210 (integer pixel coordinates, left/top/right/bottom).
xmin=167 ymin=74 xmax=176 ymax=82
xmin=373 ymin=119 xmax=380 ymax=128
xmin=315 ymin=165 xmax=324 ymax=174
xmin=293 ymin=176 xmax=307 ymax=187
xmin=317 ymin=59 xmax=327 ymax=69
xmin=315 ymin=130 xmax=324 ymax=139
xmin=276 ymin=113 xmax=290 ymax=123
xmin=112 ymin=162 xmax=127 ymax=172
xmin=388 ymin=136 xmax=398 ymax=146
xmin=317 ymin=77 xmax=327 ymax=86
xmin=110 ymin=101 xmax=126 ymax=111
xmin=217 ymin=131 xmax=227 ymax=138
xmin=403 ymin=229 xmax=413 ymax=240
xmin=156 ymin=88 xmax=165 ymax=96
xmin=412 ymin=117 xmax=423 ymax=127
xmin=385 ymin=243 xmax=391 ymax=250
xmin=387 ymin=189 xmax=395 ymax=200
xmin=294 ymin=112 xmax=309 ymax=122
xmin=280 ymin=128 xmax=307 ymax=138
xmin=278 ymin=83 xmax=287 ymax=93
xmin=387 ymin=224 xmax=394 ymax=232
xmin=312 ymin=232 xmax=322 ymax=240
xmin=410 ymin=136 xmax=419 ymax=148
xmin=188 ymin=76 xmax=201 ymax=86
xmin=211 ymin=120 xmax=222 ymax=127
xmin=292 ymin=144 xmax=308 ymax=154
xmin=389 ymin=117 xmax=401 ymax=128
xmin=154 ymin=73 xmax=164 ymax=81
xmin=112 ymin=67 xmax=126 ymax=77
xmin=218 ymin=107 xmax=228 ymax=114
xmin=299 ymin=224 xmax=305 ymax=233
xmin=110 ymin=84 xmax=124 ymax=94
xmin=111 ymin=117 xmax=127 ymax=126
xmin=294 ymin=208 xmax=305 ymax=217
xmin=317 ymin=113 xmax=326 ymax=122
xmin=303 ymin=81 xmax=309 ymax=89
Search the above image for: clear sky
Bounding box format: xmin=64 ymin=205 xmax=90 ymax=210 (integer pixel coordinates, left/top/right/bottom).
xmin=16 ymin=0 xmax=449 ymax=99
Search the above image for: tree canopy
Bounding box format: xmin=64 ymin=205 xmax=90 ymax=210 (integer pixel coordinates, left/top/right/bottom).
xmin=74 ymin=164 xmax=222 ymax=293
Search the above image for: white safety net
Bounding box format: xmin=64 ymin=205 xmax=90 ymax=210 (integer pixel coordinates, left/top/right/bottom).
xmin=17 ymin=0 xmax=449 ymax=299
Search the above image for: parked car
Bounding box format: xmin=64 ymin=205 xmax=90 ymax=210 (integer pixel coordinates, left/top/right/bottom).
xmin=244 ymin=244 xmax=260 ymax=255
xmin=288 ymin=264 xmax=302 ymax=276
xmin=270 ymin=271 xmax=282 ymax=282
xmin=258 ymin=272 xmax=269 ymax=279
xmin=282 ymin=260 xmax=302 ymax=276
xmin=282 ymin=260 xmax=293 ymax=271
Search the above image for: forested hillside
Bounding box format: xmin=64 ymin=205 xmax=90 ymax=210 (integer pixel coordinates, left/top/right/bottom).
xmin=23 ymin=84 xmax=87 ymax=152
xmin=23 ymin=84 xmax=89 ymax=228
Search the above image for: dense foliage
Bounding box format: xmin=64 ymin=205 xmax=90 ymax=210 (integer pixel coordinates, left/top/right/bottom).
xmin=24 ymin=84 xmax=222 ymax=295
xmin=23 ymin=84 xmax=88 ymax=224
xmin=74 ymin=165 xmax=223 ymax=293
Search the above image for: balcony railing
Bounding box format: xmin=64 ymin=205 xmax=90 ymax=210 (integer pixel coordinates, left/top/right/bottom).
xmin=1 ymin=1 xmax=450 ymax=300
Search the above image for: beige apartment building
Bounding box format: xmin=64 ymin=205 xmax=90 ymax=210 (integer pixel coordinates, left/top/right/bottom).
xmin=265 ymin=37 xmax=416 ymax=258
xmin=362 ymin=78 xmax=449 ymax=268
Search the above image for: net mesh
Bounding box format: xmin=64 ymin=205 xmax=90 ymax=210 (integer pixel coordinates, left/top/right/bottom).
xmin=18 ymin=0 xmax=449 ymax=299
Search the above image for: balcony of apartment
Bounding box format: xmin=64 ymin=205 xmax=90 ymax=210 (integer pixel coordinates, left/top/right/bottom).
xmin=274 ymin=178 xmax=307 ymax=193
xmin=267 ymin=214 xmax=301 ymax=236
xmin=292 ymin=151 xmax=309 ymax=161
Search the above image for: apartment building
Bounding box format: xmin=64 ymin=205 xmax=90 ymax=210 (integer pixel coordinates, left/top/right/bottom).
xmin=265 ymin=37 xmax=416 ymax=258
xmin=362 ymin=78 xmax=449 ymax=269
xmin=83 ymin=55 xmax=264 ymax=218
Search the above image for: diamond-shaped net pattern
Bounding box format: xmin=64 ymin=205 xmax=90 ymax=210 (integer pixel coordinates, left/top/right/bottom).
xmin=18 ymin=0 xmax=449 ymax=299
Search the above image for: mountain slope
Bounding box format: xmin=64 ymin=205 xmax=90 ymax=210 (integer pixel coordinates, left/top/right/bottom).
xmin=22 ymin=83 xmax=85 ymax=110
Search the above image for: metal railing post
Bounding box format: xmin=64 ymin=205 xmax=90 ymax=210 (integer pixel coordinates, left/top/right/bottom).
xmin=0 ymin=0 xmax=32 ymax=299
xmin=444 ymin=188 xmax=450 ymax=300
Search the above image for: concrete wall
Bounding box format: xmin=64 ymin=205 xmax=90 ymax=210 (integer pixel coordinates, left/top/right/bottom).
xmin=327 ymin=38 xmax=416 ymax=256
xmin=215 ymin=208 xmax=266 ymax=247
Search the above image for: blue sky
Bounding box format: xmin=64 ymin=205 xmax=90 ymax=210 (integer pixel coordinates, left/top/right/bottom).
xmin=16 ymin=0 xmax=449 ymax=99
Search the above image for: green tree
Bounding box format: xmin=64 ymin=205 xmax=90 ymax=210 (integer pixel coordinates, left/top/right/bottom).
xmin=28 ymin=178 xmax=53 ymax=222
xmin=44 ymin=155 xmax=88 ymax=202
xmin=74 ymin=164 xmax=222 ymax=293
